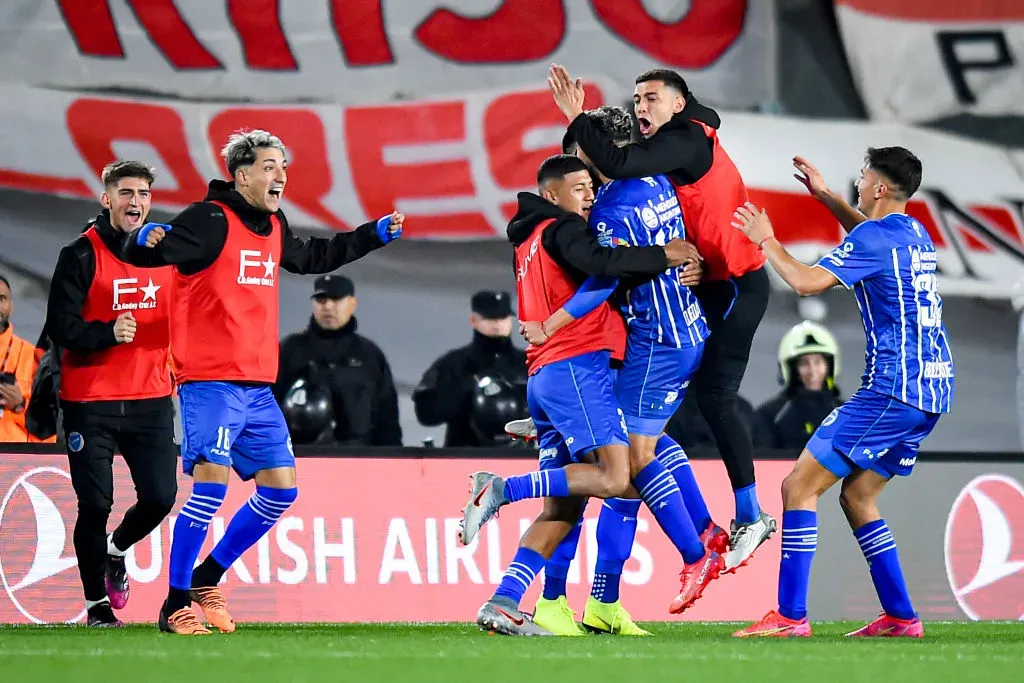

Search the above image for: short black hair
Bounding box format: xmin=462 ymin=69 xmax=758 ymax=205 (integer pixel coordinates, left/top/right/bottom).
xmin=101 ymin=160 xmax=155 ymax=189
xmin=537 ymin=154 xmax=589 ymax=186
xmin=865 ymin=146 xmax=922 ymax=199
xmin=585 ymin=106 xmax=633 ymax=145
xmin=636 ymin=69 xmax=690 ymax=97
xmin=0 ymin=274 xmax=9 ymax=291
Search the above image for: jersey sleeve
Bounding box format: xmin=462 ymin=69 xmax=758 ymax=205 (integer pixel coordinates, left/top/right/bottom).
xmin=590 ymin=201 xmax=633 ymax=249
xmin=814 ymin=225 xmax=884 ymax=288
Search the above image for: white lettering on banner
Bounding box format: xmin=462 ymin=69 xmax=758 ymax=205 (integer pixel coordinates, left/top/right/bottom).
xmin=3 ymin=0 xmax=775 ymax=109
xmin=379 ymin=518 xmax=421 ymax=585
xmin=313 ymin=518 xmax=357 ymax=585
xmin=835 ymin=1 xmax=1024 ymax=122
xmin=1 ymin=84 xmax=1024 ymax=299
xmin=444 ymin=518 xmax=483 ymax=585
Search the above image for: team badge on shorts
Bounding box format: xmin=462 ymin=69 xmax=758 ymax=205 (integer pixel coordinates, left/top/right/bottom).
xmin=68 ymin=432 xmax=85 ymax=452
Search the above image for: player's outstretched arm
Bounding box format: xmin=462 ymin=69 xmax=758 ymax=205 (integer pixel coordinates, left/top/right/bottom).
xmin=521 ymin=276 xmax=618 ymax=346
xmin=120 ymin=202 xmax=226 ymax=271
xmin=793 ymin=156 xmax=867 ymax=234
xmin=548 ymin=64 xmax=711 ymax=181
xmin=280 ymin=212 xmax=403 ymax=275
xmin=731 ymin=202 xmax=839 ymax=297
xmin=547 ymin=215 xmax=694 ymax=279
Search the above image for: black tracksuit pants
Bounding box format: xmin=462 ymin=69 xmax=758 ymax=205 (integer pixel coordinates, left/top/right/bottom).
xmin=692 ymin=267 xmax=771 ymax=493
xmin=62 ymin=397 xmax=179 ymax=602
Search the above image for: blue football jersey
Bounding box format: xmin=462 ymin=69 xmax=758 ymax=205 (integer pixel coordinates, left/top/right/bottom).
xmin=815 ymin=213 xmax=954 ymax=413
xmin=589 ymin=175 xmax=708 ymax=349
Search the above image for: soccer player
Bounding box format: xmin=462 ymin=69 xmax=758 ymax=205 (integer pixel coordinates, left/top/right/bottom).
xmin=549 ymin=65 xmax=776 ymax=569
xmin=462 ymin=154 xmax=714 ymax=635
xmin=731 ymin=147 xmax=952 ymax=638
xmin=121 ymin=130 xmax=403 ymax=635
xmin=525 ymin=107 xmax=727 ymax=636
xmin=45 ymin=160 xmax=178 ymax=627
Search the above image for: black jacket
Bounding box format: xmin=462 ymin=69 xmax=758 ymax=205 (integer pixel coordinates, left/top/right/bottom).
xmin=506 ymin=192 xmax=670 ymax=284
xmin=413 ymin=332 xmax=527 ymax=447
xmin=754 ymin=389 xmax=843 ymax=452
xmin=120 ymin=180 xmax=385 ymax=277
xmin=665 ymin=389 xmax=757 ymax=452
xmin=274 ymin=317 xmax=402 ymax=446
xmin=567 ymin=97 xmax=721 ymax=186
xmin=45 ymin=211 xmax=164 ymax=355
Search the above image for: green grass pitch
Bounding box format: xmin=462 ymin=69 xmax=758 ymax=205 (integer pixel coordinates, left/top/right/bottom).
xmin=0 ymin=622 xmax=1021 ymax=683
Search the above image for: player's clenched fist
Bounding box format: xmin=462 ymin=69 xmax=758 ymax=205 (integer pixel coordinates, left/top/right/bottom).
xmin=113 ymin=312 xmax=137 ymax=344
xmin=136 ymin=221 xmax=171 ymax=248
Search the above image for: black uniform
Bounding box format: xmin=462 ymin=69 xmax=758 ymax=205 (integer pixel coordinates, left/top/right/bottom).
xmin=753 ymin=389 xmax=843 ymax=452
xmin=412 ymin=331 xmax=527 ymax=447
xmin=665 ymin=389 xmax=757 ymax=454
xmin=568 ymin=97 xmax=771 ymax=496
xmin=44 ymin=211 xmax=178 ymax=610
xmin=274 ymin=316 xmax=402 ymax=446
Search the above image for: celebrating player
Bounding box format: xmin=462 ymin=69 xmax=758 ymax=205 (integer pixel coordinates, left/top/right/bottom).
xmin=525 ymin=107 xmax=727 ymax=636
xmin=462 ymin=154 xmax=705 ymax=635
xmin=549 ymin=65 xmax=775 ymax=570
xmin=121 ymin=130 xmax=403 ymax=635
xmin=45 ymin=161 xmax=178 ymax=627
xmin=731 ymin=147 xmax=952 ymax=638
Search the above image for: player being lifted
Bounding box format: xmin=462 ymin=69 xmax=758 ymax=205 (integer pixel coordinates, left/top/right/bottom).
xmin=732 ymin=147 xmax=952 ymax=638
xmin=460 ymin=154 xmax=717 ymax=635
xmin=548 ymin=65 xmax=776 ymax=571
xmin=524 ymin=107 xmax=725 ymax=636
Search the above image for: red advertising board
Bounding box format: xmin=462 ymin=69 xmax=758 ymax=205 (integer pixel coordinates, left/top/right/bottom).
xmin=0 ymin=454 xmax=787 ymax=624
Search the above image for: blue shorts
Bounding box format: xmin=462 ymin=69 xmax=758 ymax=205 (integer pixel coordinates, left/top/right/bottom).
xmin=179 ymin=382 xmax=295 ymax=481
xmin=806 ymin=389 xmax=940 ymax=479
xmin=530 ymin=350 xmax=628 ymax=471
xmin=615 ymin=338 xmax=704 ymax=436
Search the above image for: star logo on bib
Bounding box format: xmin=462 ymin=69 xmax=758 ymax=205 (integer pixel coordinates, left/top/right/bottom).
xmin=261 ymin=254 xmax=277 ymax=278
xmin=140 ymin=278 xmax=160 ymax=302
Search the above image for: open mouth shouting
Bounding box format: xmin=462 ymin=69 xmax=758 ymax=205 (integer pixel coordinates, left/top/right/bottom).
xmin=638 ymin=116 xmax=653 ymax=137
xmin=123 ymin=208 xmax=143 ymax=228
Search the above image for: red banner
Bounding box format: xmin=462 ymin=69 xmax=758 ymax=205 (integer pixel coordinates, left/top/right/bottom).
xmin=0 ymin=454 xmax=787 ymax=625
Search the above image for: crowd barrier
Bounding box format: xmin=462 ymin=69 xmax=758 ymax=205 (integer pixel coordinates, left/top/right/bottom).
xmin=1 ymin=446 xmax=1021 ymax=624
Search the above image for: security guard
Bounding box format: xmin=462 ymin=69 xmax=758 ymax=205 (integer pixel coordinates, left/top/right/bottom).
xmin=413 ymin=290 xmax=527 ymax=447
xmin=753 ymin=321 xmax=844 ymax=452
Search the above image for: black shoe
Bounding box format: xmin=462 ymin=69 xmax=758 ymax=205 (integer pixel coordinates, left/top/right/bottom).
xmin=86 ymin=602 xmax=124 ymax=628
xmin=105 ymin=554 xmax=130 ymax=609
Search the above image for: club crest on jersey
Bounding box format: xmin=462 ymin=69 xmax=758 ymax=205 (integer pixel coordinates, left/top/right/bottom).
xmin=238 ymin=249 xmax=277 ymax=287
xmin=640 ymin=207 xmax=659 ymax=229
xmin=112 ymin=277 xmax=160 ymax=311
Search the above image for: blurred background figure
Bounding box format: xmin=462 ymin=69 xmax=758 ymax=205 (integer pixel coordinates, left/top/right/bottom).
xmin=413 ymin=290 xmax=527 ymax=447
xmin=753 ymin=321 xmax=843 ymax=452
xmin=0 ymin=274 xmax=53 ymax=443
xmin=275 ymin=274 xmax=401 ymax=446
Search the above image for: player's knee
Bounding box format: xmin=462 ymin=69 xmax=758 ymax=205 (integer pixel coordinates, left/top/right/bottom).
xmin=695 ymin=385 xmax=737 ymax=416
xmin=140 ymin=493 xmax=176 ymax=520
xmin=780 ymin=470 xmax=806 ymax=507
xmin=77 ymin=498 xmax=113 ymax=521
xmin=839 ymin=486 xmax=868 ymax=517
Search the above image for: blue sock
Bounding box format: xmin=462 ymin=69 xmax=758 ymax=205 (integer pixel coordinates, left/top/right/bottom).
xmin=209 ymin=486 xmax=298 ymax=571
xmin=634 ymin=459 xmax=704 ymax=564
xmin=855 ymin=519 xmax=916 ymax=620
xmin=493 ymin=547 xmax=547 ymax=606
xmin=592 ymin=498 xmax=641 ymax=603
xmin=169 ymin=482 xmax=227 ymax=591
xmin=503 ymin=470 xmax=570 ymax=503
xmin=734 ymin=483 xmax=761 ymax=525
xmin=543 ymin=518 xmax=582 ymax=600
xmin=656 ymin=435 xmax=712 ymax=532
xmin=778 ymin=509 xmax=817 ymax=621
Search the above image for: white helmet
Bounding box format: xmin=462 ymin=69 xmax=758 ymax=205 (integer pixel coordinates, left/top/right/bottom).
xmin=777 ymin=321 xmax=840 ymax=388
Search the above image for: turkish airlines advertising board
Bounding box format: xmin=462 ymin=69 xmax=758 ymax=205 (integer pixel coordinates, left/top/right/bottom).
xmin=0 ymin=0 xmax=775 ymax=109
xmin=1 ymin=453 xmax=1022 ymax=624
